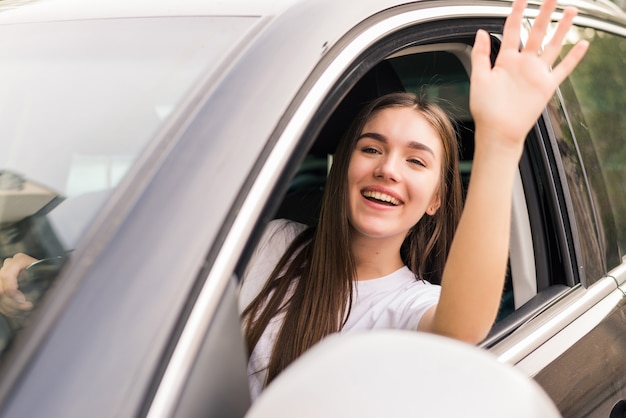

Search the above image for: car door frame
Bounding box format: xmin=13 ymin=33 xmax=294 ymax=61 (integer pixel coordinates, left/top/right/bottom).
xmin=144 ymin=3 xmax=553 ymax=416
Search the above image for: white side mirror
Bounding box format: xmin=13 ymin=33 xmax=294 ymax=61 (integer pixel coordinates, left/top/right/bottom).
xmin=247 ymin=330 xmax=560 ymax=418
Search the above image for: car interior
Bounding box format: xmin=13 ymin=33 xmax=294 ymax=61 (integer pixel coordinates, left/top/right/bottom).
xmin=271 ymin=41 xmax=545 ymax=344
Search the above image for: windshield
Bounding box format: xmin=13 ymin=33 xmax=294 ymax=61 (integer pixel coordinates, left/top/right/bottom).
xmin=0 ymin=15 xmax=257 ymax=354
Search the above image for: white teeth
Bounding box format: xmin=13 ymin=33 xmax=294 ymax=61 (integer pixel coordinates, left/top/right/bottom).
xmin=362 ymin=190 xmax=400 ymax=206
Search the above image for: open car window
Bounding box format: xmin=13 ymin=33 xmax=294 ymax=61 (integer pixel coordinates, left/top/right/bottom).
xmin=271 ymin=38 xmax=542 ymax=341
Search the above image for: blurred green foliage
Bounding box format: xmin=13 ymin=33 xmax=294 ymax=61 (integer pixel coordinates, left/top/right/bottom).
xmin=560 ymin=27 xmax=626 ymax=261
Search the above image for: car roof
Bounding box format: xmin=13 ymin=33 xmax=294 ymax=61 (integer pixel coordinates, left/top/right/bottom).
xmin=1 ymin=0 xmax=624 ymax=24
xmin=0 ymin=0 xmax=305 ymax=22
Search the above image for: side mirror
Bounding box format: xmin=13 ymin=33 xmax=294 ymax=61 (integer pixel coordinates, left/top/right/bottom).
xmin=247 ymin=330 xmax=560 ymax=418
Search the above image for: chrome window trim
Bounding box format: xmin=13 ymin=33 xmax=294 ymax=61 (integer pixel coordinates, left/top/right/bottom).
xmin=523 ymin=6 xmax=626 ymax=38
xmin=614 ymin=260 xmax=626 ymax=287
xmin=570 ymin=15 xmax=626 ymax=38
xmin=514 ymin=284 xmax=625 ymax=377
xmin=147 ymin=4 xmax=526 ymax=416
xmin=490 ymin=270 xmax=622 ymax=367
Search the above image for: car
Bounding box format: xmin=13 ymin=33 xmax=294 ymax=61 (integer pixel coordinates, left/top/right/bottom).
xmin=0 ymin=0 xmax=625 ymax=416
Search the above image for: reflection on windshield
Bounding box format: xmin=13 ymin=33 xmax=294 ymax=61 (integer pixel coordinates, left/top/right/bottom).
xmin=0 ymin=15 xmax=257 ymax=356
xmin=0 ymin=171 xmax=65 ymax=354
xmin=0 ymin=15 xmax=255 ymax=247
xmin=0 ymin=170 xmax=62 ymax=223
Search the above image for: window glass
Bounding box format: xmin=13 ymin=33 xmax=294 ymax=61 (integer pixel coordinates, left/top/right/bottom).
xmin=0 ymin=16 xmax=257 ymax=355
xmin=557 ymin=27 xmax=626 ymax=268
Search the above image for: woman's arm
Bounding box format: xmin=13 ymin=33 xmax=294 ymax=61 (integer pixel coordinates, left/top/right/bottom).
xmin=419 ymin=0 xmax=589 ymax=343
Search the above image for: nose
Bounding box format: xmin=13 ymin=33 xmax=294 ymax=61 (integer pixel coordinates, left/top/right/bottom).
xmin=374 ymin=153 xmax=400 ymax=182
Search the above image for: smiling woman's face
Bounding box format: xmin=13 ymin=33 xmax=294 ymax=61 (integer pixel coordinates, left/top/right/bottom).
xmin=347 ymin=106 xmax=443 ymax=243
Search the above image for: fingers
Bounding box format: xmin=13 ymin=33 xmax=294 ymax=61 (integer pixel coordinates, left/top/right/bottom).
xmin=0 ymin=293 xmax=33 ymax=317
xmin=550 ymin=40 xmax=589 ymax=85
xmin=503 ymin=0 xmax=578 ymax=61
xmin=0 ymin=253 xmax=37 ymax=317
xmin=539 ymin=7 xmax=577 ymax=64
xmin=526 ymin=3 xmax=589 ymax=84
xmin=0 ymin=259 xmax=19 ymax=295
xmin=500 ymin=0 xmax=527 ymax=52
xmin=0 ymin=253 xmax=37 ymax=295
xmin=524 ymin=0 xmax=558 ymax=54
xmin=497 ymin=0 xmax=588 ymax=85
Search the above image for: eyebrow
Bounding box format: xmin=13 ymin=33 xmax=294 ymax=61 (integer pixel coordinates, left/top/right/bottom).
xmin=357 ymin=132 xmax=436 ymax=157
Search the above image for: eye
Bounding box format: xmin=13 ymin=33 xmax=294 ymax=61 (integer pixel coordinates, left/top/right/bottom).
xmin=360 ymin=146 xmax=380 ymax=155
xmin=408 ymin=158 xmax=426 ymax=167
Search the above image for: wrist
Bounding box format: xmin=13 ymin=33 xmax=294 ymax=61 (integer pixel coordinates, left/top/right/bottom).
xmin=472 ymin=127 xmax=525 ymax=163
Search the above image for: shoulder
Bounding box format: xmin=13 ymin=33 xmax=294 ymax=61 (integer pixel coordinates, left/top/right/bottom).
xmin=263 ymin=218 xmax=308 ymax=245
xmin=238 ymin=219 xmax=307 ymax=312
xmin=253 ymin=219 xmax=308 ymax=262
xmin=381 ymin=268 xmax=441 ymax=327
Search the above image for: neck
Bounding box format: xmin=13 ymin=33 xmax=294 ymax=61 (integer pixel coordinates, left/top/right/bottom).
xmin=351 ymin=232 xmax=405 ymax=281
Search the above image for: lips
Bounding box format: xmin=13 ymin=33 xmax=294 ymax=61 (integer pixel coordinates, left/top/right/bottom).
xmin=361 ymin=189 xmax=403 ymax=206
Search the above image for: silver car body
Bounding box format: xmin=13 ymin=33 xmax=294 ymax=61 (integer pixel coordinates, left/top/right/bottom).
xmin=0 ymin=0 xmax=625 ymax=416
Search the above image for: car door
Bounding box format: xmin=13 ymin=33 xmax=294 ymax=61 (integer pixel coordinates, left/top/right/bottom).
xmin=141 ymin=2 xmax=626 ymax=415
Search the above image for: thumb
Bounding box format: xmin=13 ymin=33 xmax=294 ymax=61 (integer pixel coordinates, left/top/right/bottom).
xmin=470 ymin=29 xmax=493 ymax=82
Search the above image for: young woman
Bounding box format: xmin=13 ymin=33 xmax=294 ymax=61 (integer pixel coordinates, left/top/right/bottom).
xmin=238 ymin=0 xmax=589 ymax=400
xmin=240 ymin=92 xmax=461 ymax=399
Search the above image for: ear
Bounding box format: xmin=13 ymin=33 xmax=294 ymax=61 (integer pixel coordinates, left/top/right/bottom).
xmin=426 ymin=195 xmax=441 ymax=216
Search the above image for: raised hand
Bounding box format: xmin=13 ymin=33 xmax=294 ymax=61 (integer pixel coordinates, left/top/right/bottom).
xmin=427 ymin=0 xmax=590 ymax=343
xmin=469 ymin=0 xmax=589 ymax=154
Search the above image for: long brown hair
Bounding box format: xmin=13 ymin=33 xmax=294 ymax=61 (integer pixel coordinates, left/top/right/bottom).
xmin=242 ymin=91 xmax=463 ymax=387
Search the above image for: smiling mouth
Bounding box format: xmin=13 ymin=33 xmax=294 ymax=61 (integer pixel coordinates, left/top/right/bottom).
xmin=362 ymin=190 xmax=401 ymax=206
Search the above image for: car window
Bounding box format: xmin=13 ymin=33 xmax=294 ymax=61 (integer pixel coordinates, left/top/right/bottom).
xmin=0 ymin=16 xmax=257 ymax=356
xmin=556 ymin=26 xmax=626 ymax=270
xmin=277 ymin=42 xmax=530 ymax=324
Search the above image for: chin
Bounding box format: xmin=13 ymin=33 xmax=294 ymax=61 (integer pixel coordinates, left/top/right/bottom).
xmin=351 ymin=220 xmax=407 ymax=240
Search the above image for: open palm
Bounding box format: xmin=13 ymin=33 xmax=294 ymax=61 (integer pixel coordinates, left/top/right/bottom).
xmin=470 ymin=0 xmax=588 ymax=151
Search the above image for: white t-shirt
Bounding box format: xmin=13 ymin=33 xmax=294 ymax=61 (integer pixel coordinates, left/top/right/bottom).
xmin=239 ymin=219 xmax=441 ymax=400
